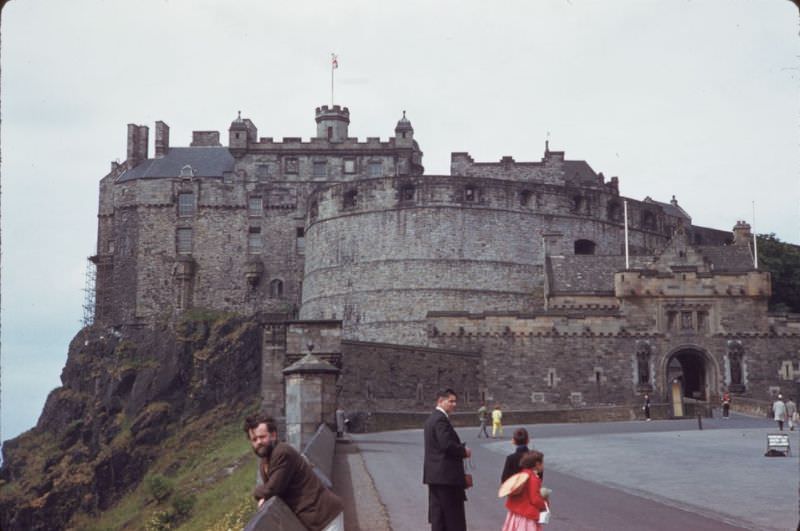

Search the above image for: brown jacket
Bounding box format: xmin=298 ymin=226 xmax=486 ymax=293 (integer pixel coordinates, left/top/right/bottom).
xmin=254 ymin=442 xmax=343 ymax=531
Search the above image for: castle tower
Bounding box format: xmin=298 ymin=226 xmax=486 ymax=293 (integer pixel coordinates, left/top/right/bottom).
xmin=394 ymin=110 xmax=414 ymax=147
xmin=315 ymin=105 xmax=350 ymax=142
xmin=228 ymin=111 xmax=257 ymax=157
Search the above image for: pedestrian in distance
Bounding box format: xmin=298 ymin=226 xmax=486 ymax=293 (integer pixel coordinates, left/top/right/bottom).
xmin=500 ymin=451 xmax=549 ymax=531
xmin=423 ymin=388 xmax=471 ymax=531
xmin=477 ymin=402 xmax=490 ymax=438
xmin=244 ymin=413 xmax=344 ymax=531
xmin=721 ymin=390 xmax=731 ymax=419
xmin=501 ymin=428 xmax=531 ymax=483
xmin=773 ymin=394 xmax=787 ymax=431
xmin=642 ymin=394 xmax=651 ymax=422
xmin=492 ymin=404 xmax=504 ymax=438
xmin=784 ymin=397 xmax=796 ymax=431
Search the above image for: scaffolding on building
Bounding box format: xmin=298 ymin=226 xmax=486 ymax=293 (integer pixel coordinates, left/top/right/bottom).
xmin=82 ymin=258 xmax=96 ymax=327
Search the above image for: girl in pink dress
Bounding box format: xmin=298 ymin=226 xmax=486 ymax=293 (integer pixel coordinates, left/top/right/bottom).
xmin=502 ymin=451 xmax=548 ymax=531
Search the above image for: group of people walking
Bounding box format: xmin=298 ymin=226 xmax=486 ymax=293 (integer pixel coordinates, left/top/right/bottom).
xmin=424 ymin=389 xmax=549 ymax=531
xmin=477 ymin=402 xmax=505 ymax=438
xmin=771 ymin=394 xmax=797 ymax=431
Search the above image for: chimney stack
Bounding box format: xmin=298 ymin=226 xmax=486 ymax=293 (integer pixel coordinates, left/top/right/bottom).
xmin=155 ymin=121 xmax=170 ymax=158
xmin=126 ymin=123 xmax=149 ymax=169
xmin=732 ymin=220 xmax=752 ymax=245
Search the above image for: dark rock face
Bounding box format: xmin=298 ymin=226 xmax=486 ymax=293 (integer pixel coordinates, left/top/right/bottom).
xmin=0 ymin=312 xmax=262 ymax=531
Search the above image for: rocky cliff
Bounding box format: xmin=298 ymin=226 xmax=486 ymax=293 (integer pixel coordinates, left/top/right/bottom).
xmin=0 ymin=310 xmax=263 ymax=531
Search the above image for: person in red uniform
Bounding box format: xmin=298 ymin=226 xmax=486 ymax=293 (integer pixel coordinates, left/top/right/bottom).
xmin=502 ymin=451 xmax=549 ymax=531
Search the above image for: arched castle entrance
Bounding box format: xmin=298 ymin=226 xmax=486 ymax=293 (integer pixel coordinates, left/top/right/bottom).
xmin=664 ymin=347 xmax=717 ymax=402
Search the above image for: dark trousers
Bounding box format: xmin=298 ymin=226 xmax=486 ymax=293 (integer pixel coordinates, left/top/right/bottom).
xmin=478 ymin=420 xmax=489 ymax=438
xmin=428 ymin=484 xmax=466 ymax=531
xmin=722 ymin=403 xmax=730 ymax=417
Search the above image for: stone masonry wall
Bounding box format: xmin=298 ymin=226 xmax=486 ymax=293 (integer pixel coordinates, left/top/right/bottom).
xmin=337 ymin=340 xmax=482 ymax=412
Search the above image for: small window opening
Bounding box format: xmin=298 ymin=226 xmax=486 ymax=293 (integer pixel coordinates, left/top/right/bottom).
xmin=574 ymin=239 xmax=596 ymax=255
xmin=269 ymin=278 xmax=284 ymax=298
xmin=465 ymin=186 xmax=476 ymax=202
xmin=343 ymin=189 xmax=358 ymax=209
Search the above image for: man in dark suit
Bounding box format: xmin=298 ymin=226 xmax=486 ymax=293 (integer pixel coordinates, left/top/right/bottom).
xmin=423 ymin=388 xmax=471 ymax=531
xmin=501 ymin=427 xmax=530 ymax=482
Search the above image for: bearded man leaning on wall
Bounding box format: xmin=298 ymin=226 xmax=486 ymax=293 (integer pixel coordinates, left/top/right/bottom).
xmin=244 ymin=413 xmax=344 ymax=531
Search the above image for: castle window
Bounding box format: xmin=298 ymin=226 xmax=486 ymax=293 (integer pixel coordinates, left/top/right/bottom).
xmin=223 ymin=171 xmax=234 ymax=184
xmin=572 ymin=195 xmax=584 ymax=213
xmin=607 ymin=201 xmax=622 ymax=222
xmin=520 ymin=190 xmax=532 ymax=207
xmin=176 ymin=228 xmax=192 ymax=254
xmin=106 ymin=240 xmax=115 ymax=254
xmin=574 ymin=239 xmax=596 ymax=255
xmin=309 ymin=200 xmax=319 ymax=221
xmin=313 ymin=161 xmax=327 ymax=178
xmin=257 ymin=164 xmax=273 ymax=181
xmin=269 ymin=279 xmax=284 ymax=298
xmin=464 ymin=186 xmax=476 ymax=202
xmin=285 ymin=157 xmax=298 ymax=174
xmin=178 ymin=192 xmax=195 ymax=217
xmin=400 ymin=184 xmax=415 ymax=201
xmin=179 ymin=165 xmax=194 ymax=178
xmin=344 ymin=158 xmax=356 ymax=174
xmin=247 ymin=227 xmax=262 ymax=254
xmin=327 ymin=126 xmax=333 ymax=139
xmin=343 ymin=189 xmax=358 ymax=209
xmin=368 ymin=161 xmax=382 ymax=177
xmin=642 ymin=211 xmax=656 ymax=230
xmin=248 ymin=196 xmax=263 ymax=217
xmin=296 ymin=227 xmax=305 ymax=254
xmin=697 ymin=311 xmax=708 ymax=333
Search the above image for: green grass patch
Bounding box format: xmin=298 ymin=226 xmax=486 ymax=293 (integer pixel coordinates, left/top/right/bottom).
xmin=70 ymin=405 xmax=259 ymax=530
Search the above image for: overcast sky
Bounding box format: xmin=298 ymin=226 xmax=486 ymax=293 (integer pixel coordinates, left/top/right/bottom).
xmin=1 ymin=0 xmax=798 ymax=442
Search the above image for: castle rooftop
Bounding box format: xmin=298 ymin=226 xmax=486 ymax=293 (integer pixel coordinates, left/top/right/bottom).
xmin=117 ymin=147 xmax=234 ymax=182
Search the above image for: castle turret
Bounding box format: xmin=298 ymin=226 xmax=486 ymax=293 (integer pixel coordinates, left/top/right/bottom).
xmin=228 ymin=111 xmax=257 ymax=157
xmin=315 ymin=105 xmax=349 ymax=142
xmin=394 ymin=110 xmax=414 ymax=147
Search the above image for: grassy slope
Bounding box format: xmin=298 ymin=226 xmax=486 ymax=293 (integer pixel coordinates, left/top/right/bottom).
xmin=70 ymin=404 xmax=259 ymax=531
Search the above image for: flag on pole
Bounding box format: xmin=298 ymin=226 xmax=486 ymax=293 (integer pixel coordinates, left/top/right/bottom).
xmin=331 ymin=53 xmax=339 ymax=69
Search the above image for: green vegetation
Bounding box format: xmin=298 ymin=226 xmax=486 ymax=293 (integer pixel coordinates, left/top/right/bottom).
xmin=757 ymin=233 xmax=800 ymax=313
xmin=70 ymin=405 xmax=258 ymax=530
xmin=146 ymin=475 xmax=175 ymax=503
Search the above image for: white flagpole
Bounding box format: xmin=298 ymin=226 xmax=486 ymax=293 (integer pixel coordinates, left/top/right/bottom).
xmin=331 ymin=56 xmax=334 ymax=106
xmin=752 ymin=201 xmax=758 ymax=269
xmin=624 ymin=200 xmax=630 ymax=269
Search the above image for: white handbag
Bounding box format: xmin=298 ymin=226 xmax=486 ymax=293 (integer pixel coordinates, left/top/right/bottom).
xmin=538 ymin=502 xmax=551 ymax=524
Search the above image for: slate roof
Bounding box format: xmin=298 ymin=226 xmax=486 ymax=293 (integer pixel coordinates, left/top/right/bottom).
xmin=116 ymin=147 xmax=235 ymax=182
xmin=644 ymin=197 xmax=691 ymax=220
xmin=696 ymin=245 xmax=754 ymax=272
xmin=563 ymin=160 xmax=599 ymax=185
xmin=548 ymin=244 xmax=753 ymax=294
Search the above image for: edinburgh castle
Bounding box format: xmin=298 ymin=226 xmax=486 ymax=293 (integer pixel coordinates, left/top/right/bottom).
xmin=91 ymin=104 xmax=800 ymax=415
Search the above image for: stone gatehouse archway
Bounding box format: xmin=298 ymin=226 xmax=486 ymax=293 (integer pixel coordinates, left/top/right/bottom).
xmin=663 ymin=347 xmax=717 ymax=402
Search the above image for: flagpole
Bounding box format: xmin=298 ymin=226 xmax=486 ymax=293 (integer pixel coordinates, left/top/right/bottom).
xmin=624 ymin=200 xmax=630 ymax=269
xmin=331 ymin=58 xmax=334 ymax=106
xmin=752 ymin=201 xmax=758 ymax=269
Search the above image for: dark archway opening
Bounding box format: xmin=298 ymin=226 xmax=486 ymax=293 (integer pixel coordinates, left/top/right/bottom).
xmin=667 ymin=349 xmax=707 ymax=400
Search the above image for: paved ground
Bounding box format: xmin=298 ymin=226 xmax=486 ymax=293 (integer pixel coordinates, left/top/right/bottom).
xmin=350 ymin=413 xmax=799 ymax=531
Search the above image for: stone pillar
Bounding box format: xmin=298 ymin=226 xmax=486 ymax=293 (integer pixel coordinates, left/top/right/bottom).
xmin=283 ymin=353 xmax=340 ymax=451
